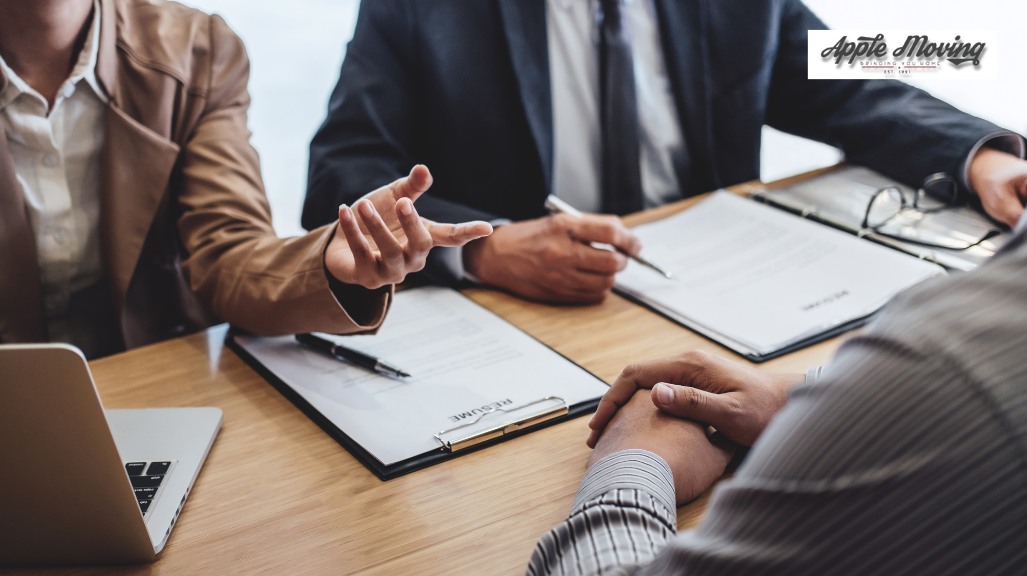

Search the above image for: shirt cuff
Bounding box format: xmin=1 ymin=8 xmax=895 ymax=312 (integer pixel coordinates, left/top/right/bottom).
xmin=961 ymin=131 xmax=1027 ymax=195
xmin=433 ymin=218 xmax=511 ymax=283
xmin=432 ymin=246 xmax=470 ymax=282
xmin=572 ymin=449 xmax=676 ymax=516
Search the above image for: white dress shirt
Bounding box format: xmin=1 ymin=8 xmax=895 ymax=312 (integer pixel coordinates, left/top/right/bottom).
xmin=547 ymin=0 xmax=688 ymax=212
xmin=0 ymin=0 xmax=106 ymax=320
xmin=440 ymin=0 xmax=688 ymax=281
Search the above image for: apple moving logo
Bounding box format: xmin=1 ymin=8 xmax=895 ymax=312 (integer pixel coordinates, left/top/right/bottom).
xmin=821 ymin=34 xmax=986 ymax=66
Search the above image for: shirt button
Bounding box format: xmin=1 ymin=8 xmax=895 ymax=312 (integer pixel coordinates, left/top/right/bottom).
xmin=43 ymin=154 xmax=59 ymax=168
xmin=53 ymin=229 xmax=69 ymax=245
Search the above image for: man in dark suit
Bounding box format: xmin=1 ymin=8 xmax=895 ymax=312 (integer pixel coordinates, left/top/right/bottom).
xmin=304 ymin=0 xmax=1027 ymax=304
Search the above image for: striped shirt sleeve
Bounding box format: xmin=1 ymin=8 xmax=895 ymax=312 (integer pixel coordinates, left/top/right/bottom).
xmin=526 ymin=450 xmax=677 ymax=576
xmin=526 ymin=229 xmax=1027 ymax=576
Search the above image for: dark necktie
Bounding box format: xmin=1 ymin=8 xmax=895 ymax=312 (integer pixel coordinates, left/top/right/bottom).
xmin=599 ymin=0 xmax=644 ymax=215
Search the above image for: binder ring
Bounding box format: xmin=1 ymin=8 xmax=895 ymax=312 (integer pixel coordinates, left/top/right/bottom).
xmin=434 ymin=396 xmax=568 ymax=452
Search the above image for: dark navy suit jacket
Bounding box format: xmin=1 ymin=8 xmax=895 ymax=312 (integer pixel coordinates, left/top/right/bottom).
xmin=303 ymin=0 xmax=1014 ymax=267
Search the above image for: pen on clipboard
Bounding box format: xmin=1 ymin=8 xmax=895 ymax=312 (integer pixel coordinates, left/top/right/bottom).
xmin=295 ymin=333 xmax=412 ymax=378
xmin=544 ymin=194 xmax=674 ymax=279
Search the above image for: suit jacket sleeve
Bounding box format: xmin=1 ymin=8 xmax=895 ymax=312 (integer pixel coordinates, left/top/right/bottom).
xmin=766 ymin=0 xmax=1022 ymax=195
xmin=174 ymin=14 xmax=392 ymax=336
xmin=302 ymin=0 xmax=500 ymax=232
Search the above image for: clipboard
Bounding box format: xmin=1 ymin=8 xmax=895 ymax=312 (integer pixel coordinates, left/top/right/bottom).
xmin=226 ymin=288 xmax=608 ymax=481
xmin=228 ymin=337 xmax=600 ymax=481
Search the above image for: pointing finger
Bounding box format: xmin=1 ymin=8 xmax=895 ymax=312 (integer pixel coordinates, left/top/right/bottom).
xmin=426 ymin=220 xmax=494 ymax=247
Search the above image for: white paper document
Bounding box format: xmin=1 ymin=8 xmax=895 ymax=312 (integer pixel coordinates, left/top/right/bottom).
xmin=616 ymin=191 xmax=946 ymax=358
xmin=234 ymin=287 xmax=608 ymax=466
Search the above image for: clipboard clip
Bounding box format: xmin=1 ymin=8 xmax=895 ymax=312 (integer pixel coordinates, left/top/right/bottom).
xmin=434 ymin=396 xmax=568 ymax=452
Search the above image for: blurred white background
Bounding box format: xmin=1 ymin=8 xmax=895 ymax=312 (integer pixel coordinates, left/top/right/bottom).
xmin=180 ymin=0 xmax=1026 ymax=237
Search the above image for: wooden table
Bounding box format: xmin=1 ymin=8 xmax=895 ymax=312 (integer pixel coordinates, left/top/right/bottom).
xmin=6 ymin=171 xmax=851 ymax=576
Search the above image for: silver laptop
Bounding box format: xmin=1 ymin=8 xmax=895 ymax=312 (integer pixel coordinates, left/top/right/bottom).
xmin=0 ymin=343 xmax=222 ymax=566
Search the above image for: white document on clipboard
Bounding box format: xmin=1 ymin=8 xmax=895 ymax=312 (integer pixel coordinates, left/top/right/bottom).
xmin=233 ymin=287 xmax=608 ymax=466
xmin=616 ymin=191 xmax=946 ymax=358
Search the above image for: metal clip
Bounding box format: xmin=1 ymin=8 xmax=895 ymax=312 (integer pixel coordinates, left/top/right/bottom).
xmin=434 ymin=396 xmax=568 ymax=452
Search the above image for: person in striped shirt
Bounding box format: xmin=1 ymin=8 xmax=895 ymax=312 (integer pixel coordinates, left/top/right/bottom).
xmin=528 ymin=216 xmax=1027 ymax=575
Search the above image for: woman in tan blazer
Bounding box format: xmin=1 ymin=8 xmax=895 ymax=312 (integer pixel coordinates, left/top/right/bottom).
xmin=0 ymin=0 xmax=491 ymax=358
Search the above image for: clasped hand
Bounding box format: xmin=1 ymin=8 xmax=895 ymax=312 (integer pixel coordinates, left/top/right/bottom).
xmin=589 ymin=351 xmax=803 ymax=448
xmin=325 ymin=165 xmax=493 ymax=289
xmin=586 ymin=351 xmax=805 ymax=504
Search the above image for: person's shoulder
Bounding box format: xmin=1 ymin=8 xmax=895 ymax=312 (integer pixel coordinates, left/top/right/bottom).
xmin=867 ymin=234 xmax=1027 ymax=406
xmin=874 ymin=238 xmax=1027 ymax=349
xmin=112 ymin=0 xmax=245 ymax=95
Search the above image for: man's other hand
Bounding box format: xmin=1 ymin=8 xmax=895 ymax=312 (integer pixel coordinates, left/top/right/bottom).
xmin=969 ymin=148 xmax=1027 ymax=228
xmin=590 ymin=389 xmax=734 ymax=505
xmin=588 ymin=351 xmax=803 ymax=449
xmin=325 ymin=165 xmax=493 ymax=289
xmin=462 ymin=213 xmax=642 ymax=303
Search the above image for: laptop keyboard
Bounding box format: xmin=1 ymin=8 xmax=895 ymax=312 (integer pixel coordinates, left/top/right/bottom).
xmin=124 ymin=461 xmax=172 ymax=514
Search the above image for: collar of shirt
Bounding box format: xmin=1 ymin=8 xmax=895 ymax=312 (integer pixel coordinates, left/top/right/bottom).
xmin=0 ymin=0 xmax=107 ymax=115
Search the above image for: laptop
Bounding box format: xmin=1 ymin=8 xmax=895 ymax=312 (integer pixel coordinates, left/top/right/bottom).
xmin=0 ymin=343 xmax=222 ymax=566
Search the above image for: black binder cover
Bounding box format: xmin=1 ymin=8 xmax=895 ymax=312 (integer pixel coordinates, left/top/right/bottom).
xmin=227 ymin=334 xmax=604 ymax=481
xmin=614 ymin=288 xmax=872 ymax=363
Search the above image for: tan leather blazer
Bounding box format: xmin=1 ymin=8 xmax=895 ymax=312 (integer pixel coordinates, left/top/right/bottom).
xmin=0 ymin=0 xmax=390 ymax=349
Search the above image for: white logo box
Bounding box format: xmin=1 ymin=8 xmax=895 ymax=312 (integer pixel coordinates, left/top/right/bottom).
xmin=807 ymin=30 xmax=998 ymax=79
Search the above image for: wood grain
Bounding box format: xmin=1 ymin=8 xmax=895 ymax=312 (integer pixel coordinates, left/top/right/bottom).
xmin=3 ymin=171 xmax=852 ymax=575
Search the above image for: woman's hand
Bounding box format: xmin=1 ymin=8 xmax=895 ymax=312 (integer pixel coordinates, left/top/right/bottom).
xmin=325 ymin=165 xmax=493 ymax=289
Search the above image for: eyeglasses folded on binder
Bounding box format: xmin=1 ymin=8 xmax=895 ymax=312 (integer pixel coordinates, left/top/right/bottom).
xmin=862 ymin=173 xmax=1002 ymax=251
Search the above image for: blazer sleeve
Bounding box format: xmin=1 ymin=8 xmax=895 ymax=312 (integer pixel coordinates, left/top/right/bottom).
xmin=174 ymin=14 xmax=392 ymax=337
xmin=302 ymin=0 xmax=500 ymax=232
xmin=765 ymin=0 xmax=1021 ymax=195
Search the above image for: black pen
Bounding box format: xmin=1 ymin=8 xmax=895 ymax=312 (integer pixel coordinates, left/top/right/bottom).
xmin=295 ymin=333 xmax=412 ymax=378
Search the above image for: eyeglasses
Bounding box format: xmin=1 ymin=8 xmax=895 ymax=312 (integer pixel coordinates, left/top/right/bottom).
xmin=861 ymin=173 xmax=1001 ymax=251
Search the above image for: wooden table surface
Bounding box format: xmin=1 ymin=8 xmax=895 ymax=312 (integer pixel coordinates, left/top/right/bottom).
xmin=5 ymin=170 xmax=852 ymax=576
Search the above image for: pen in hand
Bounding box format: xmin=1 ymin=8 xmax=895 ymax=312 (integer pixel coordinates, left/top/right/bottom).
xmin=296 ymin=333 xmax=412 ymax=378
xmin=544 ymin=195 xmax=674 ymax=279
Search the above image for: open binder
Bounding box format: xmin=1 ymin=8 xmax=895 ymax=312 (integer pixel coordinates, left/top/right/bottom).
xmin=228 ymin=287 xmax=608 ymax=480
xmin=752 ymin=166 xmax=1009 ymax=271
xmin=612 ymin=289 xmax=872 ymax=363
xmin=615 ymin=190 xmax=946 ymax=362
